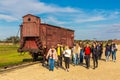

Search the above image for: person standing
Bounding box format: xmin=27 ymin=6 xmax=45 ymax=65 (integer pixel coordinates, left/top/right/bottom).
xmin=79 ymin=42 xmax=84 ymax=64
xmin=99 ymin=42 xmax=103 ymax=59
xmin=73 ymin=43 xmax=80 ymax=66
xmin=105 ymin=43 xmax=111 ymax=62
xmin=56 ymin=44 xmax=64 ymax=68
xmin=91 ymin=43 xmax=98 ymax=69
xmin=111 ymin=42 xmax=118 ymax=62
xmin=84 ymin=43 xmax=91 ymax=69
xmin=96 ymin=43 xmax=101 ymax=60
xmin=46 ymin=46 xmax=58 ymax=71
xmin=63 ymin=46 xmax=71 ymax=72
xmin=71 ymin=44 xmax=76 ymax=64
xmin=42 ymin=45 xmax=47 ymax=66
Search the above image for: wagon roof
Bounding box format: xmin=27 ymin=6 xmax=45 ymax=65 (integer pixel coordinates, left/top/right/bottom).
xmin=23 ymin=14 xmax=40 ymax=18
xmin=41 ymin=23 xmax=74 ymax=32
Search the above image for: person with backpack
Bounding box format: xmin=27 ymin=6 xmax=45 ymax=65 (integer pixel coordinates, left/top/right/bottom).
xmin=84 ymin=43 xmax=91 ymax=69
xmin=46 ymin=46 xmax=58 ymax=71
xmin=111 ymin=42 xmax=118 ymax=62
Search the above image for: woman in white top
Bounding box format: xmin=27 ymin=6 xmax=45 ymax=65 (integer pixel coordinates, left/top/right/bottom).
xmin=63 ymin=46 xmax=71 ymax=72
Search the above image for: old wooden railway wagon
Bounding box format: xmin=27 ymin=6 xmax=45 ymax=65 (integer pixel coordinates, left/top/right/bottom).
xmin=18 ymin=14 xmax=74 ymax=60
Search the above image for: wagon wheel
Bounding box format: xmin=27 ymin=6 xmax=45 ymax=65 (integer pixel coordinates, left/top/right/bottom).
xmin=29 ymin=49 xmax=39 ymax=61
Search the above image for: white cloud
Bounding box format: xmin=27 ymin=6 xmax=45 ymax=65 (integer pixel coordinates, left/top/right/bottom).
xmin=74 ymin=16 xmax=106 ymax=23
xmin=112 ymin=24 xmax=120 ymax=27
xmin=0 ymin=0 xmax=77 ymax=22
xmin=106 ymin=23 xmax=120 ymax=33
xmin=43 ymin=16 xmax=66 ymax=25
xmin=69 ymin=9 xmax=120 ymax=24
xmin=0 ymin=0 xmax=120 ymax=40
xmin=0 ymin=14 xmax=18 ymax=22
xmin=0 ymin=0 xmax=119 ymax=23
xmin=73 ymin=23 xmax=120 ymax=40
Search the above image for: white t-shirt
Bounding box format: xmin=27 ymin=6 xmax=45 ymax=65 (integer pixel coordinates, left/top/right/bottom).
xmin=63 ymin=49 xmax=71 ymax=57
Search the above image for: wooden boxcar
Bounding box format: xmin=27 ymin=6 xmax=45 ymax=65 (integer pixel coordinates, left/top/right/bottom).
xmin=18 ymin=14 xmax=74 ymax=60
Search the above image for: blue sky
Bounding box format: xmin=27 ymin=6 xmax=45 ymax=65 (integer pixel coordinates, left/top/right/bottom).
xmin=0 ymin=0 xmax=120 ymax=40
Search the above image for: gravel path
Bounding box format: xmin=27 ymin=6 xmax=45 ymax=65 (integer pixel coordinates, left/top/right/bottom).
xmin=0 ymin=46 xmax=120 ymax=80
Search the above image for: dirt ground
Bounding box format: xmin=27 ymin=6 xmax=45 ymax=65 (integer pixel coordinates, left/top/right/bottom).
xmin=0 ymin=45 xmax=120 ymax=80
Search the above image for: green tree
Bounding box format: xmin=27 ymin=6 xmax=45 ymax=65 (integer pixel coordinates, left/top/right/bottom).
xmin=5 ymin=36 xmax=20 ymax=44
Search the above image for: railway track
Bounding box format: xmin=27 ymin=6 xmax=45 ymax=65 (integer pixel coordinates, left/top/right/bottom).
xmin=0 ymin=61 xmax=40 ymax=73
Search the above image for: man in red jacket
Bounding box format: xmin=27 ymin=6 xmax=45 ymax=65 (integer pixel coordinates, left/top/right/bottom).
xmin=84 ymin=43 xmax=91 ymax=69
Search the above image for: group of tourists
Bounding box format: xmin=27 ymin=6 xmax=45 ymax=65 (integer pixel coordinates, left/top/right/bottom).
xmin=105 ymin=42 xmax=118 ymax=62
xmin=45 ymin=41 xmax=118 ymax=72
xmin=46 ymin=44 xmax=71 ymax=72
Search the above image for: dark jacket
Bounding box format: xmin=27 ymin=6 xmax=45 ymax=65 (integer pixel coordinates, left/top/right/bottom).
xmin=92 ymin=46 xmax=98 ymax=58
xmin=105 ymin=45 xmax=111 ymax=56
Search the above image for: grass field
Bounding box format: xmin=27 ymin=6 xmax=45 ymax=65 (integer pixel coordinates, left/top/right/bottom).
xmin=0 ymin=45 xmax=32 ymax=68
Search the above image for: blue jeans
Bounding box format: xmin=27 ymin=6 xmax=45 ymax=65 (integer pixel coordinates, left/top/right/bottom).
xmin=112 ymin=51 xmax=116 ymax=61
xmin=73 ymin=53 xmax=79 ymax=65
xmin=49 ymin=58 xmax=55 ymax=70
xmin=106 ymin=51 xmax=110 ymax=61
xmin=80 ymin=50 xmax=84 ymax=63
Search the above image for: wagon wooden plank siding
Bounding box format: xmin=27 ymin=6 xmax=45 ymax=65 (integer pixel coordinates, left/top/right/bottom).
xmin=18 ymin=14 xmax=74 ymax=60
xmin=22 ymin=14 xmax=40 ymax=37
